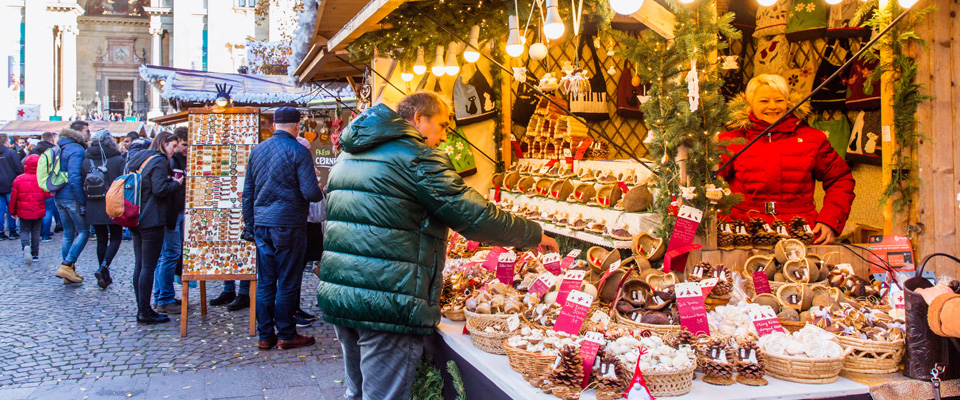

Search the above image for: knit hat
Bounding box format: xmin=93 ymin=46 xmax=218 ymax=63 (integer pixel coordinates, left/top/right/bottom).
xmin=92 ymin=129 xmax=112 ymax=142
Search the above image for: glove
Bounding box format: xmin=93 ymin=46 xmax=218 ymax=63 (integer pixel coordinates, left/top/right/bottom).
xmin=241 ymin=229 xmax=255 ymax=243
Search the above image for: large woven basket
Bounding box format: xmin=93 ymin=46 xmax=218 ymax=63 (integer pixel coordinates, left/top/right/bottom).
xmin=503 ymin=340 xmax=556 ymax=377
xmin=836 ymin=336 xmax=905 ymax=374
xmin=761 ymin=347 xmax=853 ymax=384
xmin=614 ymin=310 xmax=682 ymax=336
xmin=442 ymin=308 xmax=466 ymax=321
xmin=617 ymin=360 xmax=697 ymax=397
xmin=466 ymin=316 xmax=520 ymax=355
xmin=464 ymin=310 xmax=516 ymax=321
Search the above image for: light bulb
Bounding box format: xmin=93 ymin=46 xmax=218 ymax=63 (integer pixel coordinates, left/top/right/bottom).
xmin=215 ymin=96 xmax=229 ymax=107
xmin=898 ymin=0 xmax=917 ymax=7
xmin=529 ymin=42 xmax=548 ymax=60
xmin=464 ymin=25 xmax=481 ymax=63
xmin=432 ymin=45 xmax=446 ymax=76
xmin=445 ymin=42 xmax=460 ymax=76
xmin=505 ymin=15 xmax=524 ymax=57
xmin=609 ymin=0 xmax=643 ymax=14
xmin=543 ymin=0 xmax=565 ymax=40
xmin=757 ymin=0 xmax=776 ymax=6
xmin=413 ymin=47 xmax=427 ymax=75
xmin=401 ymin=72 xmax=414 ymax=82
xmin=678 ymin=0 xmax=693 ymax=3
xmin=824 ymin=0 xmax=841 ymax=4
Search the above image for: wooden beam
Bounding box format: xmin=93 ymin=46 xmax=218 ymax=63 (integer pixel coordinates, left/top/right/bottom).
xmin=626 ymin=0 xmax=677 ymax=40
xmin=294 ymin=43 xmax=322 ymax=77
xmin=326 ymin=0 xmax=408 ymax=52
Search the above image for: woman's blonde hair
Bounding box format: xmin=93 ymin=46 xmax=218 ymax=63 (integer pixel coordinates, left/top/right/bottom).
xmin=745 ymin=74 xmax=790 ymax=103
xmin=396 ymin=91 xmax=451 ymax=122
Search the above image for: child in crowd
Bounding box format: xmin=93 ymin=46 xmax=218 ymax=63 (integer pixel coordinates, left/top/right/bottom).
xmin=9 ymin=154 xmax=52 ymax=264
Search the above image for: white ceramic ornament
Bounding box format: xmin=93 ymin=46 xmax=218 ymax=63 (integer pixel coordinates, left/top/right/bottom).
xmin=529 ymin=43 xmax=548 ymax=60
xmin=722 ymin=56 xmax=739 ymax=70
xmin=607 ymin=65 xmax=617 ymax=75
xmin=513 ymin=67 xmax=527 ymax=82
xmin=685 ymin=59 xmax=700 ymax=112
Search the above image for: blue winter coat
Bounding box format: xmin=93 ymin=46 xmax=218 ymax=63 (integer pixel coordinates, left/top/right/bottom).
xmin=0 ymin=146 xmax=23 ymax=194
xmin=55 ymin=130 xmax=89 ymax=205
xmin=242 ymin=130 xmax=323 ymax=229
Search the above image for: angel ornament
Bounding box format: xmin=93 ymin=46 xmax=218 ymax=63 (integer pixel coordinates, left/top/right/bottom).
xmin=513 ymin=67 xmax=528 ymax=83
xmin=685 ymin=59 xmax=700 ymax=113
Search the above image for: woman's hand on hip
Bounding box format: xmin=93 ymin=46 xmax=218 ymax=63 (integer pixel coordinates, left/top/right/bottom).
xmin=812 ymin=222 xmax=836 ymax=244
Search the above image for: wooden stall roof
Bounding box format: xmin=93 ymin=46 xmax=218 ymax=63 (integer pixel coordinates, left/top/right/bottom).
xmin=150 ymin=111 xmax=188 ymax=126
xmin=0 ymin=120 xmax=144 ymax=136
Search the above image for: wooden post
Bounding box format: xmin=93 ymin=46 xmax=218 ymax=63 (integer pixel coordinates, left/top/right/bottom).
xmin=880 ymin=0 xmax=898 ymax=236
xmin=180 ymin=281 xmax=189 ymax=337
xmin=199 ymin=281 xmax=207 ymax=316
xmin=501 ymin=59 xmax=513 ymax=168
xmin=249 ymin=280 xmax=258 ymax=337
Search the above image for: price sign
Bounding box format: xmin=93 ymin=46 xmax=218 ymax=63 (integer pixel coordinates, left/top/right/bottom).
xmin=554 ymin=290 xmax=593 ymax=335
xmin=753 ymin=271 xmax=772 ymax=295
xmin=675 ymin=282 xmax=709 ymax=336
xmin=528 ymin=272 xmax=557 ymax=298
xmin=663 ymin=205 xmax=703 ymax=273
xmin=466 ymin=241 xmax=480 ymax=253
xmin=542 ymin=253 xmax=563 ymax=275
xmin=580 ymin=332 xmax=606 ymax=389
xmin=556 ymin=269 xmax=586 ymax=306
xmin=496 ymin=251 xmax=517 ymax=285
xmin=560 ymin=249 xmax=582 ymax=271
xmin=699 ymin=277 xmax=719 ymax=300
xmin=482 ymin=247 xmax=507 ymax=271
xmin=750 ymin=305 xmax=787 ymax=336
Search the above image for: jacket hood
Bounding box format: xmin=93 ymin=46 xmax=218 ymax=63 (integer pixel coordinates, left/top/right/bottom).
xmin=57 ymin=128 xmax=89 ymax=149
xmin=23 ymin=154 xmax=39 ymax=174
xmin=339 ymin=104 xmax=424 ymax=153
xmin=86 ymin=139 xmax=122 ymax=161
xmin=726 ymin=92 xmax=812 ymax=131
xmin=127 ymin=149 xmax=165 ymax=172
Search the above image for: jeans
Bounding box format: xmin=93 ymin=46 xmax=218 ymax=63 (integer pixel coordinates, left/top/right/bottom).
xmin=334 ymin=325 xmax=424 ymax=400
xmin=223 ymin=280 xmax=250 ymax=295
xmin=56 ymin=199 xmax=89 ymax=264
xmin=154 ymin=214 xmax=183 ymax=306
xmin=132 ymin=226 xmax=165 ymax=313
xmin=41 ymin=198 xmax=60 ymax=238
xmin=0 ymin=193 xmax=17 ymax=233
xmin=254 ymin=226 xmax=306 ymax=341
xmin=19 ymin=218 xmax=41 ymax=257
xmin=93 ymin=224 xmax=123 ymax=267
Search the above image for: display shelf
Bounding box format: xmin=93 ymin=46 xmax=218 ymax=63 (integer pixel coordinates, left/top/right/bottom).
xmin=517 ymin=158 xmax=656 ymax=185
xmin=434 ymin=319 xmax=872 ymax=400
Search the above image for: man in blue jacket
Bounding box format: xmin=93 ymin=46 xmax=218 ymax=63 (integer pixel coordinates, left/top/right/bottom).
xmin=0 ymin=133 xmax=23 ymax=240
xmin=242 ymin=107 xmax=324 ymax=350
xmin=54 ymin=122 xmax=90 ymax=284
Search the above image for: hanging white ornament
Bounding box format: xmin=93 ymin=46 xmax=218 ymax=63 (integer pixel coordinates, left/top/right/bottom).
xmin=722 ymin=56 xmax=739 ymax=70
xmin=539 ymin=72 xmax=559 ymax=92
xmin=513 ymin=67 xmax=528 ymax=82
xmin=637 ymin=85 xmax=651 ymax=106
xmin=607 ymin=65 xmax=617 ymax=75
xmin=607 ymin=49 xmax=615 ymax=56
xmin=685 ymin=59 xmax=700 ymax=113
xmin=529 ymin=42 xmax=548 ymax=60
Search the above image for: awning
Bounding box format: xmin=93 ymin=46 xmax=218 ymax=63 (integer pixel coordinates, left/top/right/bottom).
xmin=0 ymin=120 xmax=144 ymax=137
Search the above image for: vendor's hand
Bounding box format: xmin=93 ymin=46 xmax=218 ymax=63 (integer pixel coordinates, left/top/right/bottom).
xmin=812 ymin=222 xmax=836 ymax=245
xmin=241 ymin=229 xmax=255 ymax=243
xmin=538 ymin=234 xmax=559 ymax=253
xmin=916 ymin=284 xmax=955 ymax=305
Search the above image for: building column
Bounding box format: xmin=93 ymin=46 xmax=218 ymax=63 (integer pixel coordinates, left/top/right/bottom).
xmin=57 ymin=24 xmax=78 ymax=118
xmin=148 ymin=26 xmax=164 ymax=118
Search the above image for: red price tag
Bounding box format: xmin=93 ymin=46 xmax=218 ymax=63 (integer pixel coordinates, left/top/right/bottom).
xmin=664 ymin=205 xmax=703 ymax=274
xmin=750 ymin=306 xmax=787 ymax=336
xmin=663 ymin=244 xmax=701 ymax=274
xmin=517 ymin=251 xmax=536 ymax=266
xmin=542 ymin=252 xmax=563 ymax=275
xmin=580 ymin=332 xmax=605 ymax=389
xmin=466 ymin=241 xmax=480 ymax=253
xmin=618 ymin=181 xmax=630 ymax=194
xmin=494 ymin=185 xmax=502 ymax=202
xmin=753 ymin=271 xmax=772 ymax=295
xmin=699 ymin=278 xmax=719 ymax=300
xmin=528 ymin=272 xmax=557 ymax=298
xmin=496 ymin=251 xmax=517 ymax=285
xmin=560 ymin=249 xmax=582 ymax=271
xmin=574 ymin=139 xmax=593 ymax=160
xmin=447 ymin=232 xmax=461 ymax=253
xmin=556 ymin=269 xmax=586 ymax=306
xmin=482 ymin=247 xmax=507 ymax=271
xmin=676 ymin=282 xmax=710 ymax=336
xmin=554 ymin=290 xmax=594 ymax=335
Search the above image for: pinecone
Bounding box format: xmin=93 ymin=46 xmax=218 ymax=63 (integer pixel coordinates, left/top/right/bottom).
xmin=750 ymin=218 xmax=778 ymax=248
xmin=711 ymin=265 xmax=733 ymax=297
xmin=717 ymin=222 xmax=735 ymax=248
xmin=747 ymin=217 xmax=766 ymax=236
xmin=688 ymin=261 xmax=713 ymax=283
xmin=703 ymin=359 xmax=735 ymax=380
xmin=591 ymin=142 xmax=609 ymax=160
xmin=738 ymin=362 xmax=765 ymax=380
xmin=732 ymin=220 xmax=752 ymax=248
xmin=771 ymin=219 xmax=791 ymax=239
xmin=788 ymin=216 xmax=815 ymax=245
xmin=548 ymin=344 xmax=584 ymax=391
xmin=594 ymin=351 xmax=628 ymax=395
xmin=668 ymin=330 xmax=696 ymax=348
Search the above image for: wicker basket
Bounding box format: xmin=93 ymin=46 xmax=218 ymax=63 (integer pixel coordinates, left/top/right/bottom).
xmin=503 ymin=340 xmax=556 ymax=376
xmin=614 ymin=310 xmax=682 ymax=336
xmin=466 ymin=316 xmax=520 ymax=355
xmin=442 ymin=308 xmax=466 ymax=321
xmin=617 ymin=360 xmax=697 ymax=397
xmin=778 ymin=319 xmax=807 ymax=333
xmin=837 ymin=336 xmax=905 ymax=374
xmin=761 ymin=347 xmax=853 ymax=384
xmin=464 ymin=310 xmax=516 ymax=321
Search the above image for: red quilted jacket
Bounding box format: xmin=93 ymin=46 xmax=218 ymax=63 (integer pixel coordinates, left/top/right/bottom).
xmin=719 ymin=113 xmax=855 ymax=235
xmin=10 ymin=155 xmax=52 ymax=220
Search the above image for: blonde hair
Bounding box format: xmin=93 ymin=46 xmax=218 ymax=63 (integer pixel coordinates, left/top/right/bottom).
xmin=745 ymin=74 xmax=790 ymax=103
xmin=396 ymin=91 xmax=451 ymax=122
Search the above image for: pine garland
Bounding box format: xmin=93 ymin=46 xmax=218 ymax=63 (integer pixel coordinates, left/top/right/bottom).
xmin=447 ymin=360 xmax=467 ymax=400
xmin=411 ymin=356 xmax=444 ymax=400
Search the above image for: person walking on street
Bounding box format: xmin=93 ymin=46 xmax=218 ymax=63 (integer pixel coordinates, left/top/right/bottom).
xmin=81 ymin=130 xmax=125 ymax=289
xmin=9 ymin=154 xmax=51 ymax=265
xmin=154 ymin=128 xmax=188 ymax=314
xmin=32 ymin=132 xmax=61 ymax=242
xmin=127 ymin=134 xmax=182 ymax=324
xmin=53 ymin=125 xmax=90 ymax=283
xmin=0 ymin=134 xmax=23 ymax=241
xmin=242 ymin=107 xmax=324 ymax=351
xmin=318 ymin=92 xmax=557 ymax=400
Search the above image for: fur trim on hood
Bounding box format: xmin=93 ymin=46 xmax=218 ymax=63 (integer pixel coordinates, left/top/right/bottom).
xmin=58 ymin=128 xmax=89 ymax=149
xmin=726 ymin=91 xmax=812 ymax=130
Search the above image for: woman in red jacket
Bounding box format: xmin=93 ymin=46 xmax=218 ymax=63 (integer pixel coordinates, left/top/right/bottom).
xmin=719 ymin=74 xmax=855 ymax=244
xmin=10 ymin=154 xmax=52 ymax=264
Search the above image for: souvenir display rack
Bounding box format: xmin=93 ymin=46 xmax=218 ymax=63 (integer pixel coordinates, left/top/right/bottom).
xmin=180 ymin=106 xmax=260 ymax=337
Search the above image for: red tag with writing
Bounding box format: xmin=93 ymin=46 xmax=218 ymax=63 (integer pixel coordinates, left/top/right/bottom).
xmin=556 ymin=269 xmax=587 ymax=306
xmin=699 ymin=278 xmax=718 ymax=300
xmin=528 ymin=272 xmax=557 ymax=298
xmin=663 ymin=244 xmax=701 ymax=274
xmin=554 ymin=290 xmax=593 ymax=335
xmin=752 ymin=271 xmax=772 ymax=295
xmin=496 ymin=251 xmax=517 ymax=285
xmin=750 ymin=306 xmax=787 ymax=336
xmin=542 ymin=253 xmax=563 ymax=275
xmin=574 ymin=139 xmax=593 ymax=160
xmin=467 ymin=241 xmax=480 ymax=253
xmin=494 ymin=185 xmax=502 ymax=202
xmin=482 ymin=247 xmax=507 ymax=271
xmin=663 ymin=205 xmax=703 ymax=274
xmin=675 ymin=282 xmax=710 ymax=336
xmin=560 ymin=249 xmax=582 ymax=271
xmin=618 ymin=182 xmax=630 ymax=194
xmin=580 ymin=332 xmax=605 ymax=389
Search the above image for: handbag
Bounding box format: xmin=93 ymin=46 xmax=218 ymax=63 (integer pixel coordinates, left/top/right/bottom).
xmin=846 ymin=110 xmax=881 ymax=165
xmin=827 ymin=0 xmax=872 ymax=38
xmin=845 ymin=53 xmax=881 ymax=110
xmin=453 ymin=67 xmax=497 ymax=125
xmin=438 ymin=127 xmax=478 ymax=177
xmin=810 ymin=40 xmax=851 ymax=110
xmin=785 ymin=0 xmax=828 ymax=41
xmin=754 ymin=35 xmax=790 ymax=76
xmin=569 ymin=33 xmax=611 ymax=121
xmin=902 ymin=254 xmax=960 ymax=380
xmin=754 ymin=0 xmax=791 ymax=38
xmin=512 ymin=74 xmax=541 ymax=124
xmin=808 ymin=110 xmax=851 ymax=159
xmin=781 ymin=65 xmax=818 ymax=97
xmin=616 ymin=63 xmax=648 ymax=119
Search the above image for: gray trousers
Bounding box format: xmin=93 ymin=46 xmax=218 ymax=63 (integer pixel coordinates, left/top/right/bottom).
xmin=333 ymin=324 xmax=424 ymax=400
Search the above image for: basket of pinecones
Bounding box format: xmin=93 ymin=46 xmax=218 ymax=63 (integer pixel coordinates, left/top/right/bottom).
xmin=593 ymin=350 xmax=629 ymax=400
xmin=717 ymin=222 xmax=735 ymax=249
xmin=736 ymin=340 xmax=768 ymax=386
xmin=749 ymin=217 xmax=779 ymax=249
xmin=700 ymin=338 xmax=736 ymax=386
xmin=731 ymin=220 xmax=752 ymax=249
xmin=535 ymin=344 xmax=583 ymax=400
xmin=788 ymin=216 xmax=815 ymax=245
xmin=771 ymin=219 xmax=792 ymax=241
xmin=584 ymin=141 xmax=609 ymax=160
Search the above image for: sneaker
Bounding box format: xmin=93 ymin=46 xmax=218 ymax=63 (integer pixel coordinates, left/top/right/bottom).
xmin=55 ymin=263 xmax=83 ymax=283
xmin=32 ymin=256 xmax=39 ymax=262
xmin=24 ymin=246 xmax=31 ymax=265
xmin=156 ymin=303 xmax=181 ymax=314
xmin=41 ymin=236 xmax=53 ymax=243
xmin=294 ymin=314 xmax=313 ymax=328
xmin=296 ymin=309 xmax=318 ymax=321
xmin=8 ymin=231 xmax=19 ymax=240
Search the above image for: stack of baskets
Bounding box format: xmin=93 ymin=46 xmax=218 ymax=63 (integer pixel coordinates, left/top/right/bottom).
xmin=761 ymin=347 xmax=853 ymax=384
xmin=617 ymin=359 xmax=697 ymax=397
xmin=465 ymin=315 xmax=521 ymax=355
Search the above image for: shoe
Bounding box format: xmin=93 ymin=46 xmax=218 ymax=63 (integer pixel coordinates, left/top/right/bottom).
xmin=0 ymin=233 xmax=8 ymax=240
xmin=174 ymin=298 xmax=182 ymax=306
xmin=226 ymin=294 xmax=250 ymax=311
xmin=104 ymin=267 xmax=113 ymax=285
xmin=311 ymin=263 xmax=321 ymax=279
xmin=258 ymin=338 xmax=278 ymax=350
xmin=137 ymin=309 xmax=171 ymax=324
xmin=209 ymin=292 xmax=236 ymax=306
xmin=296 ymin=309 xmax=318 ymax=321
xmin=54 ymin=224 xmax=63 ymax=233
xmin=156 ymin=303 xmax=181 ymax=314
xmin=294 ymin=314 xmax=313 ymax=327
xmin=94 ymin=265 xmax=108 ymax=289
xmin=277 ymin=335 xmax=315 ymax=350
xmin=32 ymin=256 xmax=39 ymax=262
xmin=56 ymin=263 xmax=83 ymax=283
xmin=41 ymin=236 xmax=53 ymax=242
xmin=24 ymin=246 xmax=31 ymax=265
xmin=8 ymin=231 xmax=19 ymax=240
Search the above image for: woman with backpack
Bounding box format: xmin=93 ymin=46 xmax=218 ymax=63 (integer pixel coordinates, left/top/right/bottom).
xmin=81 ymin=130 xmax=125 ymax=289
xmin=125 ymin=132 xmax=182 ymax=324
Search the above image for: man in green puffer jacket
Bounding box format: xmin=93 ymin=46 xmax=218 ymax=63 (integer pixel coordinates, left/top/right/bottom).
xmin=319 ymin=91 xmax=557 ymax=400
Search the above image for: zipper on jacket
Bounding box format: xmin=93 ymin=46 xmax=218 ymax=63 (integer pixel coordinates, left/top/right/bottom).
xmin=428 ymin=252 xmax=440 ymax=305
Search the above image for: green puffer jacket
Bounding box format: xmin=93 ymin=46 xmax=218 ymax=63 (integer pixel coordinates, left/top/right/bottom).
xmin=318 ymin=104 xmax=542 ymax=335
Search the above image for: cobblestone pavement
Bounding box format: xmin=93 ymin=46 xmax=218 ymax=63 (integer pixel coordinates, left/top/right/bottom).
xmin=0 ymin=233 xmax=348 ymax=399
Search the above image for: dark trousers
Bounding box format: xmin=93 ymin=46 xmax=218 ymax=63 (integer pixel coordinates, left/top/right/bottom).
xmin=94 ymin=224 xmax=123 ymax=267
xmin=19 ymin=218 xmax=41 ymax=257
xmin=254 ymin=226 xmax=307 ymax=341
xmin=131 ymin=226 xmax=165 ymax=313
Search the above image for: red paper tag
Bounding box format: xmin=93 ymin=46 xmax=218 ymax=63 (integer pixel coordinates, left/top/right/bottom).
xmin=560 ymin=249 xmax=582 ymax=271
xmin=528 ymin=272 xmax=558 ymax=298
xmin=662 ymin=244 xmax=701 ymax=274
xmin=447 ymin=232 xmax=461 ymax=253
xmin=554 ymin=289 xmax=593 ymax=335
xmin=675 ymin=282 xmax=710 ymax=336
xmin=494 ymin=185 xmax=502 ymax=202
xmin=618 ymin=182 xmax=630 ymax=194
xmin=574 ymin=139 xmax=593 ymax=160
xmin=753 ymin=271 xmax=772 ymax=295
xmin=750 ymin=306 xmax=787 ymax=336
xmin=866 ymin=235 xmax=915 ymax=273
xmin=699 ymin=278 xmax=719 ymax=300
xmin=467 ymin=241 xmax=480 ymax=253
xmin=545 ymin=159 xmax=558 ymax=168
xmin=556 ymin=269 xmax=587 ymax=306
xmin=517 ymin=251 xmax=536 ymax=266
xmin=511 ymin=140 xmax=523 ymax=158
xmin=580 ymin=332 xmax=605 ymax=389
xmin=564 ymin=148 xmax=573 ymax=165
xmin=482 ymin=247 xmax=507 ymax=271
xmin=542 ymin=253 xmax=563 ymax=275
xmin=496 ymin=251 xmax=517 ymax=285
xmin=663 ymin=205 xmax=703 ymax=274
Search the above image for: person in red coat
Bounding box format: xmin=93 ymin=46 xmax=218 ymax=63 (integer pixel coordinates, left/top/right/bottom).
xmin=10 ymin=154 xmax=52 ymax=264
xmin=719 ymin=74 xmax=855 ymax=244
